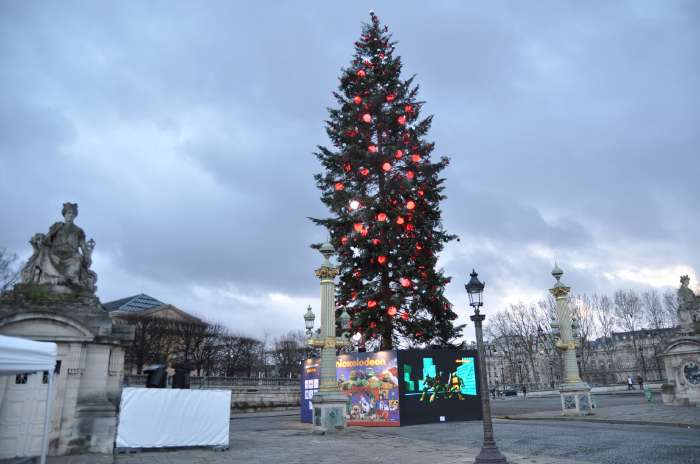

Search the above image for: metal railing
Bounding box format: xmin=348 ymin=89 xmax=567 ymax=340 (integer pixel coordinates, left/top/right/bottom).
xmin=123 ymin=375 xmax=299 ymax=388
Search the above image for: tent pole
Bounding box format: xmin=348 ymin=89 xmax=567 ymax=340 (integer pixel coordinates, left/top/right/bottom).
xmin=40 ymin=370 xmax=54 ymax=464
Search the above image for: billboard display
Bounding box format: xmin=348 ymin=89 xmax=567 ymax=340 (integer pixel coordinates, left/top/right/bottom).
xmin=397 ymin=349 xmax=482 ymax=425
xmin=337 ymin=350 xmax=400 ymax=426
xmin=300 ymin=358 xmax=320 ymax=424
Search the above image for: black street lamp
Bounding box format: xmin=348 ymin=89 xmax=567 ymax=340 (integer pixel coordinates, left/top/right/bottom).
xmin=465 ymin=269 xmax=508 ymax=464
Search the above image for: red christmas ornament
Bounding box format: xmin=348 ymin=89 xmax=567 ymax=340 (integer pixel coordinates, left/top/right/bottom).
xmin=376 ymin=212 xmax=387 ymax=222
xmin=397 ymin=115 xmax=406 ymax=125
xmin=382 ymin=162 xmax=391 ymax=172
xmin=379 ymin=53 xmax=385 ymax=59
xmin=406 ymin=170 xmax=415 ymax=180
xmin=346 ymin=129 xmax=358 ymax=137
xmin=353 ymin=96 xmax=362 ymax=104
xmin=406 ymin=200 xmax=416 ymax=210
xmin=344 ymin=163 xmax=352 ymax=172
xmin=351 ymin=291 xmax=358 ymax=299
xmin=341 ymin=236 xmax=349 ymax=246
xmin=400 ymin=311 xmax=409 ymax=321
xmin=353 ymin=270 xmax=361 ymax=278
xmin=367 ymin=300 xmax=377 ymax=308
xmin=359 ymin=168 xmax=369 ymax=176
xmin=371 ymin=238 xmax=381 ymax=245
xmin=406 ymin=224 xmax=415 ymax=232
xmin=335 ymin=182 xmax=345 ymax=191
xmin=368 ymin=145 xmax=378 ymax=153
xmin=396 ymin=216 xmax=405 ymax=225
xmin=357 ymin=69 xmax=366 ymax=78
xmin=415 ymin=243 xmax=423 ymax=250
xmin=370 ymin=322 xmax=377 ymax=328
xmin=415 ymin=331 xmax=423 ymax=337
xmin=386 ymin=94 xmax=396 ymax=102
xmin=360 ymin=227 xmax=369 ymax=237
xmin=417 ymin=189 xmax=425 ymax=197
xmin=405 ymin=105 xmax=414 ymax=113
xmin=387 ymin=306 xmax=397 ymax=316
xmin=377 ymin=255 xmax=387 ymax=264
xmin=411 ymin=154 xmax=421 ymax=163
xmin=394 ymin=149 xmax=404 ymax=159
xmin=362 ymin=113 xmax=372 ymax=123
xmin=400 ymin=277 xmax=411 ymax=288
xmin=353 ymin=223 xmax=363 ymax=232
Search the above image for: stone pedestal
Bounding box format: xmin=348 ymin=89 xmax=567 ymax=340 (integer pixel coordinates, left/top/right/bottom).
xmin=659 ymin=334 xmax=700 ymax=407
xmin=0 ymin=285 xmax=134 ymax=457
xmin=311 ymin=391 xmax=348 ymax=433
xmin=559 ymin=382 xmax=593 ymax=416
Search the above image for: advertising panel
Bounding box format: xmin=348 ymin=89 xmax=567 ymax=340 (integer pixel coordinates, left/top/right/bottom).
xmin=397 ymin=349 xmax=482 ymax=425
xmin=300 ymin=358 xmax=320 ymax=424
xmin=336 ymin=350 xmax=400 ymax=426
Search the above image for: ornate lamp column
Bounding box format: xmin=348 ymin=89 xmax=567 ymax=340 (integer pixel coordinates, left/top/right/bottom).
xmin=466 ymin=270 xmax=508 ymax=464
xmin=549 ymin=264 xmax=592 ymax=416
xmin=306 ymin=242 xmax=350 ymax=432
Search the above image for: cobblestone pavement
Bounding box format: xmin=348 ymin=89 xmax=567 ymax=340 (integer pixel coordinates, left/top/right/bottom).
xmin=499 ymin=401 xmax=700 ymax=428
xmin=42 ymin=416 xmax=592 ymax=464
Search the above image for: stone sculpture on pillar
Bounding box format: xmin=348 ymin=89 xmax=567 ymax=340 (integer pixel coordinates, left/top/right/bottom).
xmin=306 ymin=242 xmax=350 ymax=433
xmin=549 ymin=264 xmax=592 ymax=416
xmin=20 ymin=202 xmax=97 ymax=293
xmin=659 ymin=275 xmax=700 ymax=406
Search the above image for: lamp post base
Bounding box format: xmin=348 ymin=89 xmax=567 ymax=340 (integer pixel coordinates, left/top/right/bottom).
xmin=475 ymin=443 xmax=508 ymax=463
xmin=311 ymin=391 xmax=349 ymax=433
xmin=559 ymin=382 xmax=593 ymax=416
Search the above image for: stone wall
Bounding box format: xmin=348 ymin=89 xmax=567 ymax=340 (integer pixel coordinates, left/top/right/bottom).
xmin=124 ymin=376 xmax=301 ymax=412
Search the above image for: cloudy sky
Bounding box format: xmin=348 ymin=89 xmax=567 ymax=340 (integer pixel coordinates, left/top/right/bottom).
xmin=1 ymin=1 xmax=698 ymax=342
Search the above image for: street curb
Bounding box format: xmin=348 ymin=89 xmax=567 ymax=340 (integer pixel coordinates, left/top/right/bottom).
xmin=497 ymin=415 xmax=700 ymax=430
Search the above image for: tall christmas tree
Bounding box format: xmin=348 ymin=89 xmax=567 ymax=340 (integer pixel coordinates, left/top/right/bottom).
xmin=311 ymin=12 xmax=462 ymax=350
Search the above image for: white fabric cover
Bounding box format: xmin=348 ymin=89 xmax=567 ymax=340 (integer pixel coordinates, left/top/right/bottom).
xmin=0 ymin=335 xmax=57 ymax=374
xmin=116 ymin=388 xmax=231 ymax=448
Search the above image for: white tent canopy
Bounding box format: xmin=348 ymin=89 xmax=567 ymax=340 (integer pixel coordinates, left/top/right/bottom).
xmin=0 ymin=334 xmax=57 ymax=464
xmin=0 ymin=334 xmax=57 ymax=374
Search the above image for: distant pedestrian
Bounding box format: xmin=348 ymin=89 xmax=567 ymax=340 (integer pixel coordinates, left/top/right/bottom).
xmin=637 ymin=375 xmax=643 ymax=390
xmin=627 ymin=376 xmax=634 ymax=390
xmin=522 ymin=385 xmax=527 ymax=398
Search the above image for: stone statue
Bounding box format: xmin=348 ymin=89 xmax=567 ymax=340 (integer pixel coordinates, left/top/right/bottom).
xmin=677 ymin=275 xmax=699 ymax=334
xmin=20 ymin=202 xmax=97 ymax=293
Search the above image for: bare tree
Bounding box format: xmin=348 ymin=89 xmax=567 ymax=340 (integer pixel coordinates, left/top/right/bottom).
xmin=270 ymin=330 xmax=308 ymax=378
xmin=0 ymin=247 xmax=18 ymax=292
xmin=570 ymin=294 xmax=597 ymax=374
xmin=190 ymin=323 xmax=225 ymax=376
xmin=218 ymin=332 xmax=264 ymax=377
xmin=661 ymin=290 xmax=679 ymax=328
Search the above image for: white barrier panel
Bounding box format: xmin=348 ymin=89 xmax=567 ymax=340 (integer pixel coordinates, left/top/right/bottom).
xmin=116 ymin=388 xmax=231 ymax=448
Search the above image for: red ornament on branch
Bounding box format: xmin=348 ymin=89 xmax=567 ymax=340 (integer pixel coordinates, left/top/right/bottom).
xmin=335 ymin=182 xmax=345 ymax=191
xmin=368 ymin=145 xmax=378 ymax=153
xmin=404 ymin=104 xmax=414 ymax=113
xmin=371 ymin=238 xmax=381 ymax=245
xmin=406 ymin=200 xmax=416 ymax=210
xmin=370 ymin=322 xmax=377 ymax=328
xmin=344 ymin=163 xmax=352 ymax=172
xmin=357 ymin=69 xmax=366 ymax=78
xmin=359 ymin=168 xmax=369 ymax=176
xmin=406 ymin=170 xmax=415 ymax=180
xmin=353 ymin=96 xmax=362 ymax=104
xmin=377 ymin=255 xmax=387 ymax=264
xmin=387 ymin=306 xmax=397 ymax=316
xmin=400 ymin=277 xmax=411 ymax=288
xmin=360 ymin=227 xmax=369 ymax=237
xmin=394 ymin=149 xmax=403 ymax=159
xmin=396 ymin=216 xmax=405 ymax=225
xmin=400 ymin=311 xmax=409 ymax=321
xmin=362 ymin=113 xmax=372 ymax=123
xmin=353 ymin=223 xmax=364 ymax=232
xmin=367 ymin=300 xmax=377 ymax=308
xmin=415 ymin=243 xmax=423 ymax=250
xmin=397 ymin=115 xmax=406 ymax=125
xmin=382 ymin=162 xmax=391 ymax=172
xmin=417 ymin=189 xmax=425 ymax=197
xmin=411 ymin=154 xmax=421 ymax=163
xmin=386 ymin=93 xmax=396 ymax=102
xmin=376 ymin=212 xmax=387 ymax=221
xmin=341 ymin=236 xmax=349 ymax=245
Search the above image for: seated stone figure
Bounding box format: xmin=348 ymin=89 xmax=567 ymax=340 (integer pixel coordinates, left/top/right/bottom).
xmin=20 ymin=202 xmax=97 ymax=293
xmin=678 ymin=275 xmax=700 ymax=334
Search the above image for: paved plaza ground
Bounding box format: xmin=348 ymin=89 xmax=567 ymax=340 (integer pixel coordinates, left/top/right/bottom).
xmin=18 ymin=393 xmax=700 ymax=464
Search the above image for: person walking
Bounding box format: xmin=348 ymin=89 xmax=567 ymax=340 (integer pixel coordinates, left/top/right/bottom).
xmin=627 ymin=376 xmax=634 ymax=390
xmin=522 ymin=385 xmax=527 ymax=399
xmin=637 ymin=375 xmax=644 ymax=390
